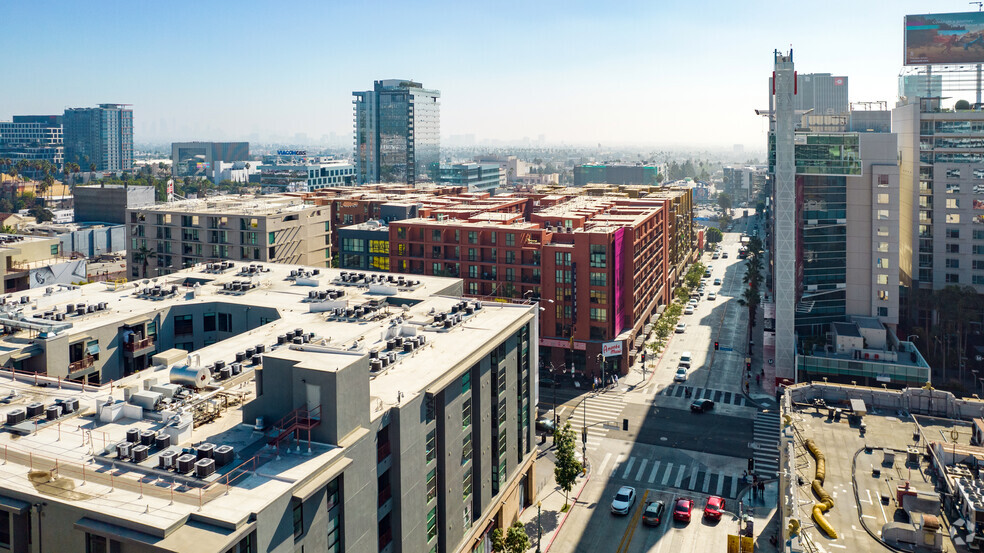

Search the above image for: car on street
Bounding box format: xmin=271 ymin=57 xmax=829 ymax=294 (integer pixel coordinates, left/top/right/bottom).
xmin=535 ymin=418 xmax=555 ymax=434
xmin=673 ymin=498 xmax=694 ymax=522
xmin=611 ymin=486 xmax=637 ymax=515
xmin=713 ymin=278 xmax=722 ymax=286
xmin=674 ymin=366 xmax=688 ymax=382
xmin=683 ymin=305 xmax=694 ymax=315
xmin=711 ymin=252 xmax=719 ymax=259
xmin=722 ymin=252 xmax=728 ymax=258
xmin=679 ymin=352 xmax=692 ymax=367
xmin=675 ymin=322 xmax=686 ymax=333
xmin=642 ymin=500 xmax=666 ymax=526
xmin=690 ymin=399 xmax=714 ymax=413
xmin=704 ymin=270 xmax=711 ymax=278
xmin=703 ymin=496 xmax=725 ymax=521
xmin=708 ymin=292 xmax=717 ymax=300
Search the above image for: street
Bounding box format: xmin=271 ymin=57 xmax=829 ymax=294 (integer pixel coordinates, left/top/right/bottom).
xmin=544 ymin=219 xmax=774 ymax=552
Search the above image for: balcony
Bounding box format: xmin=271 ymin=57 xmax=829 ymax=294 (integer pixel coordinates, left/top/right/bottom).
xmin=69 ymin=355 xmax=94 ymax=372
xmin=124 ymin=337 xmax=155 ymax=354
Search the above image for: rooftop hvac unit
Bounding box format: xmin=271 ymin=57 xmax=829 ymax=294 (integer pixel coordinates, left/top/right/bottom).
xmin=155 ymin=433 xmax=172 ymax=450
xmin=159 ymin=449 xmax=177 ymax=469
xmin=45 ymin=405 xmax=62 ymax=420
xmin=116 ymin=442 xmax=133 ymax=459
xmin=176 ymin=453 xmax=196 ymax=473
xmin=213 ymin=445 xmax=234 ymax=466
xmin=61 ymin=397 xmax=79 ymax=413
xmin=126 ymin=428 xmax=140 ymax=443
xmin=25 ymin=402 xmax=44 ymax=418
xmin=131 ymin=445 xmax=149 ymax=463
xmin=231 ymin=362 xmax=242 ymax=375
xmin=196 ymin=443 xmax=214 ymax=459
xmin=5 ymin=408 xmax=25 ymax=426
xmin=195 ymin=458 xmax=216 ymax=478
xmin=140 ymin=430 xmax=156 ymax=446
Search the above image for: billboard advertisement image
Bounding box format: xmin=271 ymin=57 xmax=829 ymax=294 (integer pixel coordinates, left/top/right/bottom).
xmin=906 ymin=11 xmax=984 ymax=65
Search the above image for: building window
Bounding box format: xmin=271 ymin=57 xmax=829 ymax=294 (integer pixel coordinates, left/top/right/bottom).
xmin=462 ymin=433 xmax=472 ymax=463
xmin=878 ymin=307 xmax=889 ymax=317
xmin=946 ymin=258 xmax=960 ymax=269
xmin=946 ymin=273 xmax=960 ymax=283
xmin=462 ymin=397 xmax=472 ymax=428
xmin=878 ymin=174 xmax=890 ymax=185
xmin=468 ymin=282 xmax=478 ymax=295
xmin=974 ymin=260 xmax=984 ymax=270
xmin=947 ymin=198 xmax=960 ymax=209
xmin=947 ymin=228 xmax=960 ymax=239
xmin=173 ymin=314 xmax=193 ymax=335
xmin=947 ymin=243 xmax=960 ymax=254
xmin=50 ymin=244 xmax=59 ymax=256
xmin=947 ymin=169 xmax=961 ymax=179
xmin=590 ymin=272 xmax=607 ymax=286
xmin=875 ymin=258 xmax=890 ymax=269
xmin=369 ymin=240 xmax=389 ymax=254
xmin=590 ymin=308 xmax=607 ymax=322
xmin=554 ymin=252 xmax=570 ymax=266
xmin=432 ymin=230 xmax=441 ymax=241
xmin=555 ymin=270 xmax=571 ymax=284
xmin=463 ymin=465 xmax=473 ymax=499
xmin=218 ymin=312 xmax=232 ymax=332
xmin=505 ymin=233 xmax=515 ymax=246
xmin=426 ymin=507 xmax=438 ymax=542
xmin=877 ymin=242 xmax=889 ymax=252
xmin=877 ymin=290 xmax=889 ymax=300
xmin=877 ymin=274 xmax=889 ymax=285
xmin=468 ymin=231 xmax=477 ymax=244
xmin=462 ymin=371 xmax=471 ymax=393
xmin=877 ymin=210 xmax=890 ymax=220
xmin=974 ymin=275 xmax=984 ymax=285
xmin=426 ymin=428 xmax=436 ymax=463
xmin=203 ymin=313 xmax=216 ymax=332
xmin=947 ymin=214 xmax=961 ymax=224
xmin=589 ymin=244 xmax=607 ymax=267
xmin=876 ymin=193 xmax=889 ymax=204
xmin=0 ymin=510 xmax=8 ymax=549
xmin=293 ymin=501 xmax=304 ymax=540
xmin=426 ymin=468 xmax=437 ymax=502
xmin=590 ymin=289 xmax=607 ymax=304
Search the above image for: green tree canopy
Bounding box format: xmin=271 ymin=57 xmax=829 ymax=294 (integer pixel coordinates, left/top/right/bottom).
xmin=553 ymin=421 xmax=582 ymax=508
xmin=706 ymin=227 xmax=723 ymax=244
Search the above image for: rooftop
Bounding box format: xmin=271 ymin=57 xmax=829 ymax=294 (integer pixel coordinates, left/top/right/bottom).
xmin=131 ymin=195 xmax=312 ymax=216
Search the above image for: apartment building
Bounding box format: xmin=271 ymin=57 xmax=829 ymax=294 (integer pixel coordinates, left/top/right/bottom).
xmin=0 ymin=264 xmax=537 ymax=553
xmin=63 ymin=104 xmax=133 ymax=172
xmin=0 ymin=115 xmax=64 ymax=173
xmin=126 ymin=196 xmax=331 ymax=278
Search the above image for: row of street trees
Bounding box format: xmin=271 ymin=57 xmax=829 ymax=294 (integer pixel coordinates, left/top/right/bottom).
xmin=736 ymin=237 xmax=764 ymax=344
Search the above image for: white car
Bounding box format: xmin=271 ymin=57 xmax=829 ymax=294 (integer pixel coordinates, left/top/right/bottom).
xmin=687 ymin=299 xmax=698 ymax=307
xmin=708 ymin=292 xmax=717 ymax=301
xmin=611 ymin=486 xmax=637 ymax=515
xmin=684 ymin=305 xmax=694 ymax=315
xmin=713 ymin=278 xmax=722 ymax=286
xmin=711 ymin=253 xmax=719 ymax=260
xmin=675 ymin=323 xmax=687 ymax=333
xmin=674 ymin=367 xmax=688 ymax=382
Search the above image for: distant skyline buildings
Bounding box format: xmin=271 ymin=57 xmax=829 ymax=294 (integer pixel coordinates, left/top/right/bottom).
xmin=63 ymin=104 xmax=133 ymax=171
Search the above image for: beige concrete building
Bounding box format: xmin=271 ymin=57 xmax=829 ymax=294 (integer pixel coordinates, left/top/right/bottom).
xmin=0 ymin=234 xmax=86 ymax=294
xmin=126 ymin=196 xmax=331 ymax=278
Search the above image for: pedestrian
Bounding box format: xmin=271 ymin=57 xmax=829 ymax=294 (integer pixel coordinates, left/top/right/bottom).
xmin=756 ymin=374 xmax=761 ymax=385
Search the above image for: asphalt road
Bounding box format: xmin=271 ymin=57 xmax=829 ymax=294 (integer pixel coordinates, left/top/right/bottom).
xmin=613 ymin=404 xmax=754 ymax=459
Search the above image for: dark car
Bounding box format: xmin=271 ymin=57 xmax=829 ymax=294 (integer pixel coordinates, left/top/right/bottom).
xmin=642 ymin=500 xmax=666 ymax=526
xmin=690 ymin=399 xmax=715 ymax=413
xmin=673 ymin=498 xmax=694 ymax=522
xmin=535 ymin=418 xmax=556 ymax=434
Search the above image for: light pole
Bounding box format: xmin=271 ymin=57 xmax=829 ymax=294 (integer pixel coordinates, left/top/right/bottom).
xmin=536 ymin=501 xmax=542 ymax=553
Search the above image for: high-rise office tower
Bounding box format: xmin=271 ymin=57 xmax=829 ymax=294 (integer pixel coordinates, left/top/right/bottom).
xmin=0 ymin=115 xmax=64 ymax=174
xmin=772 ymin=51 xmax=798 ymax=382
xmin=353 ymin=80 xmax=440 ymax=185
xmin=769 ymin=73 xmax=849 ymax=117
xmin=63 ymin=104 xmax=133 ymax=171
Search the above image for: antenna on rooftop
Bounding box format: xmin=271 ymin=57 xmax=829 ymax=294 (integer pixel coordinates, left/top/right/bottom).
xmin=974 ymin=1 xmax=984 ymax=11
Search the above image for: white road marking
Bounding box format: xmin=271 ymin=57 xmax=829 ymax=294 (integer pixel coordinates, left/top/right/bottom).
xmin=689 ymin=466 xmax=699 ymax=489
xmin=598 ymin=453 xmax=612 ymax=475
xmin=730 ymin=475 xmax=738 ymax=497
xmin=716 ymin=474 xmax=724 ymax=496
xmin=702 ymin=473 xmax=712 ymax=493
xmin=862 ymin=514 xmax=876 ymax=519
xmin=648 ymin=460 xmax=661 ymax=484
xmin=662 ymin=463 xmax=674 ymax=485
xmin=827 ymin=544 xmax=847 ymax=549
xmin=612 ymin=454 xmax=625 ymax=477
xmin=635 ymin=459 xmax=649 ymax=481
xmin=622 ymin=457 xmax=636 ymax=479
xmin=676 ymin=464 xmax=687 ymax=488
xmin=863 ymin=490 xmax=873 ymax=505
xmin=875 ymin=489 xmax=889 ymax=523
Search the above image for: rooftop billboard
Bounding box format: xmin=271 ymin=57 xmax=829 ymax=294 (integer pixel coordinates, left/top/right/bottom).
xmin=906 ymin=11 xmax=984 ymax=65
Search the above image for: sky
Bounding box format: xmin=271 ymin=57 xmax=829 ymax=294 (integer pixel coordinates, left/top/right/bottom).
xmin=0 ymin=0 xmax=958 ymax=148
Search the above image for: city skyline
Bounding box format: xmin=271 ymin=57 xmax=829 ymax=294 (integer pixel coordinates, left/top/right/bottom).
xmin=1 ymin=0 xmax=938 ymax=148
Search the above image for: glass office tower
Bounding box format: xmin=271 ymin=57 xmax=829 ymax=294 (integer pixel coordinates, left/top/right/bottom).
xmin=354 ymin=80 xmax=440 ymax=185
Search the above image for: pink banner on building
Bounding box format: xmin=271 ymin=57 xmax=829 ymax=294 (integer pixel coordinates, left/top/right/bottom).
xmin=613 ymin=228 xmax=626 ymax=336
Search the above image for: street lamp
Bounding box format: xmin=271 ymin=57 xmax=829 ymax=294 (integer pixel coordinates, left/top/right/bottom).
xmin=536 ymin=501 xmax=542 ymax=553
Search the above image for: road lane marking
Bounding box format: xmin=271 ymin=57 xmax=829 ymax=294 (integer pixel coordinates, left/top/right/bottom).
xmin=675 ymin=464 xmax=687 ymax=488
xmin=635 ymin=459 xmax=648 ymax=481
xmin=648 ymin=460 xmax=661 ymax=483
xmin=689 ymin=466 xmax=699 ymax=489
xmin=716 ymin=473 xmax=725 ymax=496
xmin=598 ymin=453 xmax=612 ymax=475
xmin=616 ymin=489 xmax=649 ymax=553
xmin=662 ymin=463 xmax=674 ymax=485
xmin=875 ymin=488 xmax=889 ymax=522
xmin=730 ymin=475 xmax=738 ymax=497
xmin=612 ymin=454 xmax=625 ymax=477
xmin=622 ymin=457 xmax=636 ymax=479
xmin=702 ymin=473 xmax=711 ymax=493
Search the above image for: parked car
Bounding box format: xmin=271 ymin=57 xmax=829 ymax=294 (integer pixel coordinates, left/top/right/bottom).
xmin=675 ymin=323 xmax=687 ymax=333
xmin=611 ymin=486 xmax=637 ymax=515
xmin=708 ymin=292 xmax=717 ymax=301
xmin=690 ymin=399 xmax=714 ymax=413
xmin=713 ymin=278 xmax=722 ymax=286
xmin=642 ymin=500 xmax=666 ymax=526
xmin=673 ymin=498 xmax=694 ymax=522
xmin=683 ymin=305 xmax=694 ymax=315
xmin=711 ymin=252 xmax=720 ymax=260
xmin=679 ymin=352 xmax=692 ymax=367
xmin=703 ymin=496 xmax=725 ymax=521
xmin=722 ymin=252 xmax=729 ymax=258
xmin=674 ymin=367 xmax=688 ymax=382
xmin=704 ymin=270 xmax=711 ymax=278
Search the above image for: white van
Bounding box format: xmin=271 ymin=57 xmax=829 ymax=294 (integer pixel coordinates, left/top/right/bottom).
xmin=679 ymin=352 xmax=692 ymax=368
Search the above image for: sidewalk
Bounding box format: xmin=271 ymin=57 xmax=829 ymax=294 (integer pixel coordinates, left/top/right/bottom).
xmin=518 ymin=460 xmax=590 ymax=553
xmin=735 ymin=478 xmax=781 ymax=552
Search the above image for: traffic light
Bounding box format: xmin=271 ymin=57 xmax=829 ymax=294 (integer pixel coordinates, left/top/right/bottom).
xmin=746 ymin=361 xmax=752 ymax=371
xmin=748 ymin=458 xmax=755 ymax=471
xmin=714 ymin=341 xmax=719 ymax=351
xmin=582 ymin=427 xmax=587 ymax=444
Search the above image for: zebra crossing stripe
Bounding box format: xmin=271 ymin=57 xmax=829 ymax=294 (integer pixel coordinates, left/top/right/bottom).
xmin=702 ymin=473 xmax=712 ymax=493
xmin=675 ymin=464 xmax=687 ymax=488
xmin=622 ymin=457 xmax=636 ymax=479
xmin=635 ymin=459 xmax=648 ymax=481
xmin=598 ymin=452 xmax=612 ymax=475
xmin=730 ymin=476 xmax=738 ymax=497
xmin=716 ymin=474 xmax=725 ymax=496
xmin=689 ymin=466 xmax=699 ymax=489
xmin=661 ymin=463 xmax=674 ymax=485
xmin=648 ymin=460 xmax=661 ymax=483
xmin=611 ymin=455 xmax=624 ymax=477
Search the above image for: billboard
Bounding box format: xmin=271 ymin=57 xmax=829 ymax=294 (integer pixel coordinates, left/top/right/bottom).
xmin=906 ymin=12 xmax=984 ymax=65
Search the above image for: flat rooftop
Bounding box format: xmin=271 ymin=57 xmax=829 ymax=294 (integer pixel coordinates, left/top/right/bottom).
xmin=0 ymin=263 xmax=533 ymax=532
xmin=132 ymin=195 xmax=311 ymax=215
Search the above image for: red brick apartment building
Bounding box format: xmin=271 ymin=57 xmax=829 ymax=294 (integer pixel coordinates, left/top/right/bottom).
xmin=388 ymin=191 xmax=696 ymax=377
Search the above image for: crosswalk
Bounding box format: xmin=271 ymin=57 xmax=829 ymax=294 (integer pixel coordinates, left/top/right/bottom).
xmin=751 ymin=411 xmax=781 ymax=478
xmin=596 ymin=452 xmax=743 ymax=499
xmin=659 ymin=385 xmax=749 ymax=407
xmin=562 ymin=393 xmax=626 ymax=451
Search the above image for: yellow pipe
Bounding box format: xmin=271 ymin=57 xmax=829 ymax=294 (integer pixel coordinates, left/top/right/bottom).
xmin=783 ymin=414 xmax=792 ymax=428
xmin=788 ymin=518 xmax=800 ymax=537
xmin=805 ymin=438 xmax=838 ymax=538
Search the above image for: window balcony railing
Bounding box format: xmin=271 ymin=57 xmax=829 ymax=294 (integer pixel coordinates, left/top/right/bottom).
xmin=124 ymin=337 xmax=154 ymax=352
xmin=69 ymin=355 xmax=94 ymax=372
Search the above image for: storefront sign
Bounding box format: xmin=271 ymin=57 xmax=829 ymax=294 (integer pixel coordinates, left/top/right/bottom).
xmin=602 ymin=341 xmax=623 ymax=357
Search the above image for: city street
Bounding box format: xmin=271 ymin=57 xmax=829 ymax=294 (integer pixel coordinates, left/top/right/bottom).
xmin=545 ymin=223 xmax=775 ymax=552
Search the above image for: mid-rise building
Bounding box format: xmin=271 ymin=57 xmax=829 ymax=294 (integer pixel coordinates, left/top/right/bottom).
xmin=573 ymin=164 xmax=659 ymax=187
xmin=63 ymin=104 xmax=133 ymax=172
xmin=338 ymin=220 xmax=391 ymax=271
xmin=0 ymin=264 xmax=538 ymax=553
xmin=0 ymin=115 xmax=64 ymax=174
xmin=439 ymin=162 xmax=502 ymax=193
xmin=126 ymin=195 xmax=331 ymax=278
xmin=354 ymin=79 xmax=441 ymax=184
xmin=258 ymin=157 xmax=355 ymax=192
xmin=74 ymin=184 xmax=156 ymax=224
xmin=170 ymin=141 xmax=249 ymax=179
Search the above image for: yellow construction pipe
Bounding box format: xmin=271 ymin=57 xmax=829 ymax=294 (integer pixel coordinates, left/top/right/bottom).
xmin=805 ymin=438 xmax=837 ymax=538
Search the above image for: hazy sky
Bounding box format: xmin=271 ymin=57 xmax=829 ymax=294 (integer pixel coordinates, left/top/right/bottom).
xmin=0 ymin=0 xmax=951 ymax=147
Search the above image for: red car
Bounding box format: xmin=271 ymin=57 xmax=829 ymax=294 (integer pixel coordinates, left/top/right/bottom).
xmin=673 ymin=497 xmax=694 ymax=522
xmin=703 ymin=496 xmax=725 ymax=521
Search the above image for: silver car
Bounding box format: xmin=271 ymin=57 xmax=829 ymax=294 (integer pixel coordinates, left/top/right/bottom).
xmin=611 ymin=486 xmax=637 ymax=515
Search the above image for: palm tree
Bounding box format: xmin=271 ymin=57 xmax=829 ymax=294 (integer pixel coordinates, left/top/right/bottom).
xmin=132 ymin=246 xmax=157 ymax=278
xmin=736 ymin=286 xmax=761 ymax=336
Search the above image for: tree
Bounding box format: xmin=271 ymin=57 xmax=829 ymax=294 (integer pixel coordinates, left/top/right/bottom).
xmin=27 ymin=206 xmax=53 ymax=223
xmin=133 ymin=245 xmax=157 ymax=278
xmin=746 ymin=236 xmax=764 ymax=257
xmin=717 ymin=193 xmax=733 ymax=213
xmin=706 ymin=227 xmax=723 ymax=244
xmin=491 ymin=522 xmax=530 ymax=553
xmin=553 ymin=421 xmax=582 ymax=509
